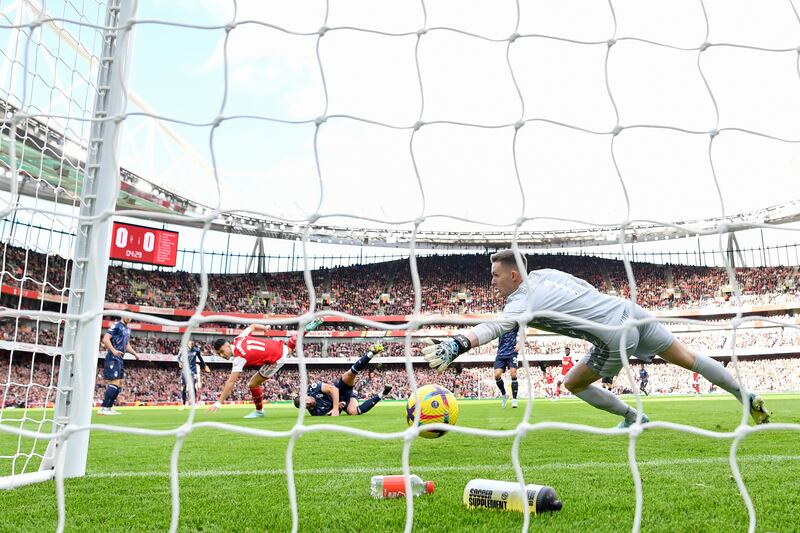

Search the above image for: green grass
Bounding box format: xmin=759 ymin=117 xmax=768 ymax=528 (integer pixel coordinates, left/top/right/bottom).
xmin=2 ymin=395 xmax=800 ymax=532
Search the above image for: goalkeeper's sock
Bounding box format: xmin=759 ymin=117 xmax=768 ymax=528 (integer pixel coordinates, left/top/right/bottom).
xmin=495 ymin=378 xmax=506 ymax=396
xmin=574 ymin=385 xmax=639 ymax=423
xmin=357 ymin=396 xmax=381 ymax=415
xmin=249 ymin=386 xmax=264 ymax=411
xmin=102 ymin=384 xmax=118 ymax=408
xmin=692 ymin=353 xmax=744 ymax=401
xmin=350 ymin=354 xmax=372 ymax=374
xmin=511 ymin=378 xmax=519 ymax=399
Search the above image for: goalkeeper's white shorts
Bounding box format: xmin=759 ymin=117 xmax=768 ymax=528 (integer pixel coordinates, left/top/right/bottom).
xmin=580 ymin=305 xmax=675 ymax=378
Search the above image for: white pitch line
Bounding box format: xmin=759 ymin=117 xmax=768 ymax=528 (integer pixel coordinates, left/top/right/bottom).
xmin=85 ymin=454 xmax=800 ymax=480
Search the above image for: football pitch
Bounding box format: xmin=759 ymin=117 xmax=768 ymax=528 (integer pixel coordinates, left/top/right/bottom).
xmin=2 ymin=395 xmax=799 ymax=532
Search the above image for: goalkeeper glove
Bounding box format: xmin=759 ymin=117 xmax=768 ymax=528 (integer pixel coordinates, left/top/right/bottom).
xmin=421 ymin=335 xmax=471 ymax=372
xmin=369 ymin=343 xmax=385 ymax=355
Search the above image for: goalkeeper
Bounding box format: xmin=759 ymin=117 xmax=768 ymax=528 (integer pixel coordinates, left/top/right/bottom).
xmin=293 ymin=343 xmax=391 ymax=416
xmin=422 ymin=250 xmax=771 ymax=428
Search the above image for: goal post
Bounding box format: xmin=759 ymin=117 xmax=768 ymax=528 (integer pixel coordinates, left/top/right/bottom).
xmin=51 ymin=0 xmax=136 ymax=481
xmin=0 ymin=0 xmax=136 ymax=488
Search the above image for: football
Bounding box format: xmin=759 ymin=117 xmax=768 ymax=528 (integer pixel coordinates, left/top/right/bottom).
xmin=406 ymin=384 xmax=460 ymax=439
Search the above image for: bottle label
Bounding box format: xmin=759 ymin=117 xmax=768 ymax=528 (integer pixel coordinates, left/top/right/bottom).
xmin=382 ymin=475 xmax=409 ymax=498
xmin=464 ymin=482 xmax=542 ymax=514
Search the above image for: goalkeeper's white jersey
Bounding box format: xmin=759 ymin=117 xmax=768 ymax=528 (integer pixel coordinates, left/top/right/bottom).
xmin=472 ymin=269 xmax=653 ymax=355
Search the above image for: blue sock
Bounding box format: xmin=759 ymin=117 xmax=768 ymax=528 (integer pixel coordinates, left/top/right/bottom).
xmin=496 ymin=378 xmax=506 ymax=396
xmin=350 ymin=354 xmax=372 ymax=374
xmin=110 ymin=386 xmax=121 ymax=407
xmin=356 ymin=396 xmax=381 ymax=415
xmin=103 ymin=384 xmax=118 ymax=408
xmin=511 ymin=379 xmax=518 ymax=399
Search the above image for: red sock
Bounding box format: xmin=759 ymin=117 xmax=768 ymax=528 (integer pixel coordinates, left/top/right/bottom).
xmin=556 ymin=386 xmax=561 ymax=397
xmin=249 ymin=386 xmax=264 ymax=411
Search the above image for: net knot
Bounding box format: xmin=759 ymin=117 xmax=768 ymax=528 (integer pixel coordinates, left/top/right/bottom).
xmin=9 ymin=111 xmax=27 ymax=124
xmin=607 ymin=38 xmax=616 ymax=48
xmin=508 ymin=32 xmax=520 ymax=43
xmin=318 ymin=26 xmax=329 ymax=37
xmin=700 ymin=41 xmax=712 ymax=52
xmin=612 ymin=124 xmax=623 ymax=136
xmin=413 ymin=120 xmax=425 ymax=131
xmin=416 ymin=28 xmax=428 ymax=37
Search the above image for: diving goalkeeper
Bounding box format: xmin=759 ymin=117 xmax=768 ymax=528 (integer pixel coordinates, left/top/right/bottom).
xmin=422 ymin=250 xmax=771 ymax=428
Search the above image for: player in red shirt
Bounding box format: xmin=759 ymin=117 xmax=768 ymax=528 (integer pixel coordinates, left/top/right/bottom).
xmin=691 ymin=371 xmax=701 ymax=396
xmin=208 ymin=324 xmax=298 ymax=418
xmin=545 ymin=370 xmax=556 ymax=400
xmin=556 ymin=347 xmax=574 ymax=398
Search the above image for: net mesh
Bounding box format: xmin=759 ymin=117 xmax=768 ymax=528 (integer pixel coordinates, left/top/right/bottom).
xmin=0 ymin=0 xmax=105 ymax=484
xmin=1 ymin=1 xmax=800 ymax=532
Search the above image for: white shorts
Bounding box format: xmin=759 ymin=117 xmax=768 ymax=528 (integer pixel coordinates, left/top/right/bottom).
xmin=580 ymin=305 xmax=675 ymax=378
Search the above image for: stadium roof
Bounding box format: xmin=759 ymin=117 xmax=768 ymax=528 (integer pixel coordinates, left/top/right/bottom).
xmin=3 ymin=96 xmax=800 ymax=250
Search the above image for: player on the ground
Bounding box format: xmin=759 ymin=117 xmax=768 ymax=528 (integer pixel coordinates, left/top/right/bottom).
xmin=98 ymin=317 xmax=139 ymax=415
xmin=638 ymin=366 xmax=649 ymax=396
xmin=691 ymin=371 xmax=701 ymax=396
xmin=601 ymin=376 xmax=614 ymax=391
xmin=422 ymin=249 xmax=772 ymax=427
xmin=178 ymin=340 xmax=211 ymax=410
xmin=556 ymin=346 xmax=573 ymax=398
xmin=494 ymin=327 xmax=519 ymax=408
xmin=294 ymin=344 xmax=391 ymax=416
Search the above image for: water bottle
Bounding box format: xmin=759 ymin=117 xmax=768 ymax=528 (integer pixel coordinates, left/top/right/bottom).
xmin=370 ymin=475 xmax=434 ymax=499
xmin=463 ymin=479 xmax=562 ymax=514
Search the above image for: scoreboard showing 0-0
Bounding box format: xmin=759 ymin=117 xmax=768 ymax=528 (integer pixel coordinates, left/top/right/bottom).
xmin=109 ymin=222 xmax=179 ymax=267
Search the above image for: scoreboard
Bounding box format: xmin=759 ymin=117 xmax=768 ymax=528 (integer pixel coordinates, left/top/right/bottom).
xmin=109 ymin=222 xmax=179 ymax=267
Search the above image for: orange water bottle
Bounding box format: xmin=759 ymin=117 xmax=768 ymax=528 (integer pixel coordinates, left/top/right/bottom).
xmin=370 ymin=475 xmax=434 ymax=499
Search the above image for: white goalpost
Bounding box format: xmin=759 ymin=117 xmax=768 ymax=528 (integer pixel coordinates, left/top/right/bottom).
xmin=1 ymin=2 xmax=800 ymax=533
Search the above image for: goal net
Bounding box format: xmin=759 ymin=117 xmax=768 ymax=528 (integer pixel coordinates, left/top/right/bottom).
xmin=2 ymin=1 xmax=800 ymax=532
xmin=0 ymin=0 xmax=121 ymax=490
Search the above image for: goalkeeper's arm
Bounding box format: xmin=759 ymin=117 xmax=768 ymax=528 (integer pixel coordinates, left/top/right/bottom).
xmin=422 ymin=304 xmax=524 ymax=371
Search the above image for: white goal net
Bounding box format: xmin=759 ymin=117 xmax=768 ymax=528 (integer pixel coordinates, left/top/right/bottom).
xmin=0 ymin=0 xmax=112 ymax=490
xmin=1 ymin=2 xmax=800 ymax=533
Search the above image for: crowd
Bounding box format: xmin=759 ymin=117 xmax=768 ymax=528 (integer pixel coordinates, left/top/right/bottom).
xmin=3 ymin=355 xmax=800 ymax=408
xmin=2 ymin=319 xmax=799 ymax=362
xmin=3 ymin=245 xmax=800 ymax=316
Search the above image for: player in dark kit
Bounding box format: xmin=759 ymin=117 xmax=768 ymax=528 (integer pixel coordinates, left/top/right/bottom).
xmin=98 ymin=317 xmax=139 ymax=415
xmin=294 ymin=344 xmax=391 ymax=416
xmin=178 ymin=340 xmax=211 ymax=410
xmin=638 ymin=367 xmax=649 ymax=396
xmin=494 ymin=327 xmax=519 ymax=408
